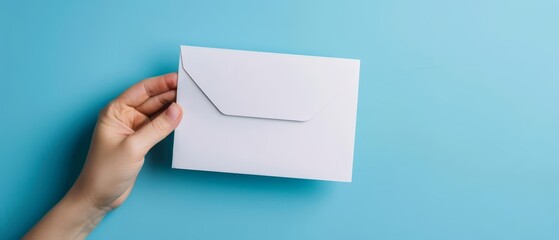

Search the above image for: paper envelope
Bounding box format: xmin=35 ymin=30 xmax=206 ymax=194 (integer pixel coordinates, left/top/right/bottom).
xmin=172 ymin=45 xmax=360 ymax=182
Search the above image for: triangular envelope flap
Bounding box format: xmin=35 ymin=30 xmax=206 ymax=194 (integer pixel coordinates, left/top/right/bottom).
xmin=180 ymin=45 xmax=358 ymax=121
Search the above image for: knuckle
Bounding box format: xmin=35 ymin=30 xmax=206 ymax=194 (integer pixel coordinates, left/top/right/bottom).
xmin=100 ymin=101 xmax=119 ymax=117
xmin=98 ymin=103 xmax=111 ymax=118
xmin=151 ymin=119 xmax=169 ymax=137
xmin=143 ymin=81 xmax=155 ymax=96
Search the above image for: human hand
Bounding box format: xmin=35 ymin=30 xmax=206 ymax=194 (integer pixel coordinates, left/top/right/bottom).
xmin=72 ymin=72 xmax=183 ymax=210
xmin=25 ymin=73 xmax=183 ymax=239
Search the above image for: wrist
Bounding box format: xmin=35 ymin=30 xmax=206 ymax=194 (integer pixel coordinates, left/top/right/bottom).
xmin=52 ymin=189 xmax=109 ymax=239
xmin=65 ymin=187 xmax=109 ymax=227
xmin=24 ymin=188 xmax=109 ymax=240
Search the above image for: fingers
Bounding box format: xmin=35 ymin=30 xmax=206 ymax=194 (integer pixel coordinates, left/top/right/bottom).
xmin=116 ymin=73 xmax=178 ymax=108
xmin=130 ymin=90 xmax=177 ymax=130
xmin=125 ymin=103 xmax=183 ymax=153
xmin=135 ymin=90 xmax=177 ymax=117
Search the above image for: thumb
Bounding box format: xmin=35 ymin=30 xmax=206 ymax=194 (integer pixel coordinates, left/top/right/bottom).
xmin=127 ymin=102 xmax=183 ymax=153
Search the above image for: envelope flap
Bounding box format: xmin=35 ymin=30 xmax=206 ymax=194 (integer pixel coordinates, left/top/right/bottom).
xmin=180 ymin=45 xmax=359 ymax=121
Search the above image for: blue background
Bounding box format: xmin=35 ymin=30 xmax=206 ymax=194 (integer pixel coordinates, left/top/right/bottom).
xmin=1 ymin=0 xmax=558 ymax=239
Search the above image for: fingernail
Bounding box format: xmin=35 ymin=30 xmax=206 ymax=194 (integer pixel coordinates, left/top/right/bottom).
xmin=166 ymin=103 xmax=181 ymax=120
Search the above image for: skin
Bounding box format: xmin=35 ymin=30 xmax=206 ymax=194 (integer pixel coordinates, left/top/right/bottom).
xmin=24 ymin=73 xmax=183 ymax=240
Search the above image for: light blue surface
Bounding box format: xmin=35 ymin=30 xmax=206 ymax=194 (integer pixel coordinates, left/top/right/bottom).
xmin=1 ymin=0 xmax=558 ymax=239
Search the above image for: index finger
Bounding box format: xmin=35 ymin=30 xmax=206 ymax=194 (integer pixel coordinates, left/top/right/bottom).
xmin=116 ymin=72 xmax=178 ymax=107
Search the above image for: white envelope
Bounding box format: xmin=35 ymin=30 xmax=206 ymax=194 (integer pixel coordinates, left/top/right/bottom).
xmin=172 ymin=45 xmax=360 ymax=182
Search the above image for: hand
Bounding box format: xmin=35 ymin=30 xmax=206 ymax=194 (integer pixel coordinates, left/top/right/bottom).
xmin=24 ymin=73 xmax=183 ymax=240
xmin=73 ymin=72 xmax=183 ymax=210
